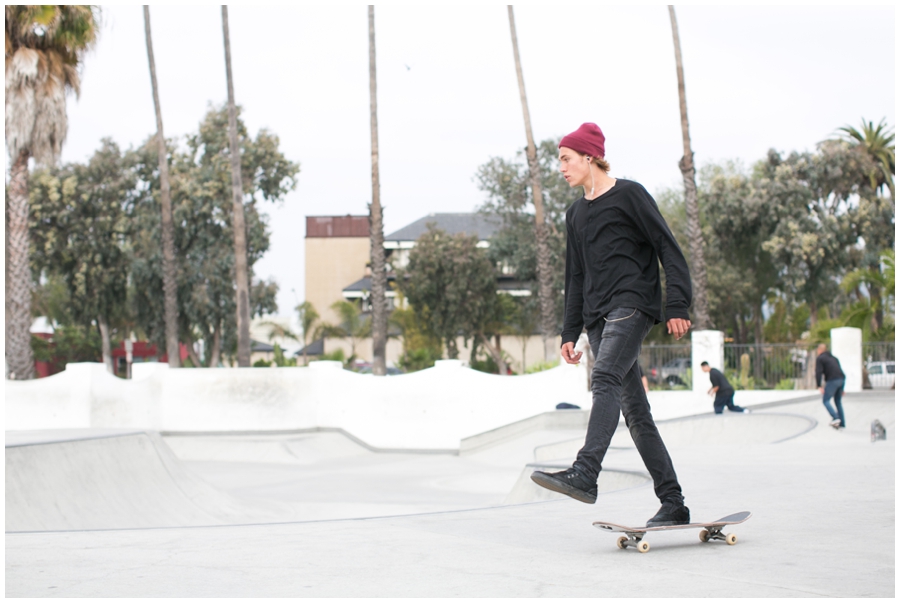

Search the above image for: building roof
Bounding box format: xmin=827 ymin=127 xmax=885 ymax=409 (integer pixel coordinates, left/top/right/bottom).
xmin=384 ymin=213 xmax=501 ymax=243
xmin=295 ymin=338 xmax=325 ymax=356
xmin=343 ymin=275 xmax=532 ymax=297
xmin=250 ymin=340 xmax=275 ymax=353
xmin=306 ymin=215 xmax=369 ymax=238
xmin=343 ymin=276 xmax=398 ymax=298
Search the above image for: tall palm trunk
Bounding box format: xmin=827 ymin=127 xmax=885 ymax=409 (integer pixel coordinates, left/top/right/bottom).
xmin=208 ymin=321 xmax=222 ymax=368
xmin=668 ymin=5 xmax=711 ymax=330
xmin=143 ymin=6 xmax=181 ymax=368
xmin=367 ymin=5 xmax=388 ymax=376
xmin=98 ymin=315 xmax=113 ymax=373
xmin=221 ymin=5 xmax=252 ymax=367
xmin=508 ymin=6 xmax=557 ymax=363
xmin=5 ymin=149 xmax=35 ymax=379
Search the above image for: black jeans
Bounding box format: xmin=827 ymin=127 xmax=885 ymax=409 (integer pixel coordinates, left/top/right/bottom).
xmin=714 ymin=390 xmax=745 ymax=414
xmin=572 ymin=308 xmax=684 ymax=504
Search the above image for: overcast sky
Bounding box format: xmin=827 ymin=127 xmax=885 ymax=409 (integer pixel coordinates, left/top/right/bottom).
xmin=58 ymin=3 xmax=895 ymax=322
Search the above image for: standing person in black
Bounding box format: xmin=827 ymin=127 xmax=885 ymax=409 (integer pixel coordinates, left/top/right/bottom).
xmin=700 ymin=361 xmax=748 ymax=414
xmin=530 ymin=123 xmax=693 ymax=527
xmin=815 ymin=343 xmax=846 ymax=429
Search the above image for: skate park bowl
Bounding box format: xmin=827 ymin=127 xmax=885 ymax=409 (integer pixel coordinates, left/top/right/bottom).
xmin=5 ymin=390 xmax=895 ymax=598
xmin=6 ymin=394 xmax=879 ymax=533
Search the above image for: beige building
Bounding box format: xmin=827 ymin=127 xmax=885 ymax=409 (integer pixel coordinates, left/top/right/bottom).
xmin=304 ymin=215 xmax=371 ymax=327
xmin=302 ymin=212 xmax=552 ymax=372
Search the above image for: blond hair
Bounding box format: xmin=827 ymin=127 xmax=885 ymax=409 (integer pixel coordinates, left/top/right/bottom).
xmin=586 ymin=154 xmax=610 ymax=173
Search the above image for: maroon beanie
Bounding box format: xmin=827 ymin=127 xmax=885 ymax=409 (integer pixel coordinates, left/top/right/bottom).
xmin=559 ymin=123 xmax=606 ymax=159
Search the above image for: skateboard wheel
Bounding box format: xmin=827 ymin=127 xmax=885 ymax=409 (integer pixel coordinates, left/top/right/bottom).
xmin=616 ymin=536 xmax=628 ymax=549
xmin=637 ymin=541 xmax=650 ymax=553
xmin=699 ymin=529 xmax=710 ymax=543
xmin=726 ymin=533 xmax=737 ymax=545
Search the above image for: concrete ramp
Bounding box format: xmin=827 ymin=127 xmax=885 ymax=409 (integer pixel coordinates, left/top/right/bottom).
xmin=5 ymin=430 xmax=292 ymax=532
xmin=162 ymin=431 xmax=372 ymax=465
xmin=504 ymin=464 xmax=650 ymax=504
xmin=533 ymin=411 xmax=816 ymax=463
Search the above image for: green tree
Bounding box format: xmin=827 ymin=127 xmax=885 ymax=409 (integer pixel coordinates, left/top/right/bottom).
xmin=389 ymin=290 xmax=442 ymax=373
xmin=836 ymin=118 xmax=895 ymax=200
xmin=129 ymin=106 xmax=296 ymax=366
xmin=506 ymin=295 xmax=539 ymax=374
xmin=398 ymin=226 xmax=498 ymax=360
xmin=322 ymin=300 xmax=372 ymax=367
xmin=476 ymin=137 xmax=569 ymax=330
xmin=759 ymin=144 xmax=868 ymax=324
xmin=701 ymin=162 xmax=779 ymax=343
xmin=29 ymin=139 xmax=135 ymax=373
xmin=5 ymin=5 xmax=98 ymax=379
xmin=295 ymin=301 xmax=320 ymax=367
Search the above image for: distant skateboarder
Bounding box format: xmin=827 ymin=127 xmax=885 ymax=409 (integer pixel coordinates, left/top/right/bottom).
xmin=531 ymin=123 xmax=693 ymax=527
xmin=700 ymin=362 xmax=748 ymax=414
xmin=815 ymin=344 xmax=846 ymax=429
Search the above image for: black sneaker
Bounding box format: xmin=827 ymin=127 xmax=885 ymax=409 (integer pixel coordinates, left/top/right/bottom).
xmin=646 ymin=500 xmax=690 ymax=527
xmin=530 ymin=468 xmax=598 ymax=504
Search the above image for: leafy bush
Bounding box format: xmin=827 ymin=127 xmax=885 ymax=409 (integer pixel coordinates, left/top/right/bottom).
xmin=470 ymin=355 xmax=499 ymax=374
xmin=775 ymin=378 xmax=795 ymax=390
xmin=398 ymin=347 xmax=441 ymax=373
xmin=318 ymin=349 xmax=346 ymax=365
xmin=526 ymin=360 xmax=558 ymax=374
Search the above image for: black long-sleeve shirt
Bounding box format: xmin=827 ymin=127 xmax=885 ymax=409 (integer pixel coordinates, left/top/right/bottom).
xmin=815 ymin=351 xmax=845 ymax=387
xmin=561 ymin=179 xmax=692 ymax=346
xmin=708 ymin=368 xmax=734 ymax=394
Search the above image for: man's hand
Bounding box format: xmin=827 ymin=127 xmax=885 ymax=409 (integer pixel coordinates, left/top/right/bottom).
xmin=667 ymin=318 xmax=691 ymax=340
xmin=561 ymin=341 xmax=583 ymax=365
xmin=818 ymin=387 xmax=824 ymax=395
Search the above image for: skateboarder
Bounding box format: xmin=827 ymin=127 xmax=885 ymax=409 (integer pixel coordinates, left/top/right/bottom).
xmin=815 ymin=343 xmax=846 ymax=429
xmin=700 ymin=362 xmax=749 ymax=414
xmin=531 ymin=123 xmax=693 ymax=527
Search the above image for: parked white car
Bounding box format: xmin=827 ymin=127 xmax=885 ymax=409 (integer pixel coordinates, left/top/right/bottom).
xmin=866 ymin=361 xmax=895 ymax=389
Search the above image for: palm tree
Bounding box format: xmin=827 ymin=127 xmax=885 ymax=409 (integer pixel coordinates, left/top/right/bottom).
xmin=143 ymin=5 xmax=181 ymax=368
xmin=220 ymin=5 xmax=252 ymax=367
xmin=668 ymin=5 xmax=712 ymax=330
xmin=507 ymin=6 xmax=557 ymax=363
xmin=329 ymin=300 xmax=373 ymax=367
xmin=367 ymin=5 xmax=388 ymax=376
xmin=842 ymin=248 xmax=895 ymax=333
xmin=5 ymin=6 xmax=98 ymax=379
xmin=837 ymin=118 xmax=895 ymax=201
xmin=296 ymin=301 xmax=319 ymax=367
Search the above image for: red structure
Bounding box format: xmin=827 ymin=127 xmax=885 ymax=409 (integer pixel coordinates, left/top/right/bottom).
xmin=112 ymin=341 xmax=189 ymax=366
xmin=32 ymin=338 xmax=190 ymax=378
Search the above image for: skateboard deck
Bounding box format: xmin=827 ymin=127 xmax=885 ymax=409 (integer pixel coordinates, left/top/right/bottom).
xmin=593 ymin=511 xmax=751 ymax=553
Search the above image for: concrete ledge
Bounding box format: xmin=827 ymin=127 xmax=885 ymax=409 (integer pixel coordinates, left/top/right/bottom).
xmin=459 ymin=410 xmax=589 ymax=455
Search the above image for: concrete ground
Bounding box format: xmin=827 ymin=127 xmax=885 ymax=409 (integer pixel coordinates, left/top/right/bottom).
xmin=5 ymin=391 xmax=894 ymax=597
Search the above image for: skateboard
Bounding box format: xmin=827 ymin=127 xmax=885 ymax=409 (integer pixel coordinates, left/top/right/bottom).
xmin=593 ymin=511 xmax=751 ymax=553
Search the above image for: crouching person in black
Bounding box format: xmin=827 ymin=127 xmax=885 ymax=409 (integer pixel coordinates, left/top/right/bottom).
xmin=701 ymin=362 xmax=749 ymax=414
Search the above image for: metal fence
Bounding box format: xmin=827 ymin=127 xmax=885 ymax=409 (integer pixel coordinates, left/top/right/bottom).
xmin=723 ymin=343 xmax=819 ymax=390
xmin=863 ymin=342 xmax=895 ymax=363
xmin=640 ymin=344 xmax=692 ymax=388
xmin=636 ymin=340 xmax=894 ymax=390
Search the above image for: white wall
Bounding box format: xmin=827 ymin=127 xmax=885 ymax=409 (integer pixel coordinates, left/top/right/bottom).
xmin=831 ymin=327 xmax=863 ymax=392
xmin=320 ymin=334 xmax=556 ymax=374
xmin=691 ymin=330 xmax=724 ymax=393
xmin=6 ymin=359 xmax=589 ymax=450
